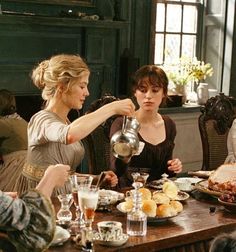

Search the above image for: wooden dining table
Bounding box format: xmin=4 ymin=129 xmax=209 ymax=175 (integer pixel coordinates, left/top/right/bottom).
xmin=48 ymin=191 xmax=236 ymax=252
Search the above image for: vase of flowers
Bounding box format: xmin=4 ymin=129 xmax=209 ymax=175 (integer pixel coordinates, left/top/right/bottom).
xmin=197 ymin=82 xmax=209 ymax=105
xmin=163 ymin=56 xmax=213 ymax=105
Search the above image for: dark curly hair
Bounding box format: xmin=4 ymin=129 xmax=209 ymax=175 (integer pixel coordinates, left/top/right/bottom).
xmin=131 ymin=65 xmax=168 ymax=102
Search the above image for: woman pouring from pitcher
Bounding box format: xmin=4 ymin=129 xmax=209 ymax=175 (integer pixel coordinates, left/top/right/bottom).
xmin=17 ymin=54 xmax=135 ymax=195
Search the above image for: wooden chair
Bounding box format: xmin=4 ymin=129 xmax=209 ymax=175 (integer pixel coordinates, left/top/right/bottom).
xmin=82 ymin=94 xmax=119 ymax=175
xmin=198 ymin=93 xmax=236 ymax=170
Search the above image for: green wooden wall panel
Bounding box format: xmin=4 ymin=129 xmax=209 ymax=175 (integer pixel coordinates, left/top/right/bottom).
xmin=85 ymin=28 xmax=117 ymax=64
xmin=0 ymin=33 xmax=82 ymax=60
xmin=0 ymin=65 xmax=38 ymax=94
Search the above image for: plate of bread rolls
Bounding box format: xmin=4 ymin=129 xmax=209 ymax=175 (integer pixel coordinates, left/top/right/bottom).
xmin=117 ymin=182 xmax=186 ymax=222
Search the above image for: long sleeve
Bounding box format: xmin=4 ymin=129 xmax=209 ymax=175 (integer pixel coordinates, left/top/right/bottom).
xmin=0 ymin=190 xmax=55 ymax=252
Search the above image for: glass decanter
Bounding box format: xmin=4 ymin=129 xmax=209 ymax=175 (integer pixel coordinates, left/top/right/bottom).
xmin=57 ymin=194 xmax=73 ymax=227
xmin=127 ymin=182 xmax=147 ymax=236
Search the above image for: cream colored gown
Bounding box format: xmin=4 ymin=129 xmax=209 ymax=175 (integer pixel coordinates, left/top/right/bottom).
xmin=17 ymin=110 xmax=85 ymax=196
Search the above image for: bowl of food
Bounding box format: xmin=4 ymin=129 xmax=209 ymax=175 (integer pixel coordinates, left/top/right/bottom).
xmin=218 ymin=194 xmax=236 ymax=213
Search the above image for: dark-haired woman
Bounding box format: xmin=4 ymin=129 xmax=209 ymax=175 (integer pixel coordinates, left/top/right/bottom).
xmin=0 ymin=89 xmax=28 ymax=191
xmin=109 ymin=65 xmax=182 ymax=187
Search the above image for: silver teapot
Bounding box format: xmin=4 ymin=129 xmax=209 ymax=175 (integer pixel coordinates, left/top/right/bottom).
xmin=110 ymin=116 xmax=140 ymax=160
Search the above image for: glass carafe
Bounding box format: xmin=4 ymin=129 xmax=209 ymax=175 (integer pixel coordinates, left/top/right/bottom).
xmin=127 ymin=182 xmax=147 ymax=236
xmin=57 ymin=194 xmax=73 ymax=226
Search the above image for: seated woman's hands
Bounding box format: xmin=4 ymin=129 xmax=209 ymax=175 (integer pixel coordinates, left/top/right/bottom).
xmin=102 ymin=171 xmax=118 ymax=188
xmin=37 ymin=164 xmax=70 ymax=198
xmin=5 ymin=192 xmax=18 ymax=198
xmin=167 ymin=158 xmax=182 ymax=173
xmin=44 ymin=164 xmax=70 ymax=187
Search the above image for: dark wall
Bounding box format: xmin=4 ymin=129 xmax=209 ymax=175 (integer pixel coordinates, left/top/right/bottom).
xmin=0 ymin=0 xmax=154 ymax=120
xmin=0 ymin=0 xmax=152 ymax=99
xmin=15 ymin=95 xmax=43 ymax=121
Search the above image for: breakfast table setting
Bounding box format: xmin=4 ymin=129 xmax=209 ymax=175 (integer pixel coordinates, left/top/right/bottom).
xmin=47 ymin=167 xmax=236 ymax=252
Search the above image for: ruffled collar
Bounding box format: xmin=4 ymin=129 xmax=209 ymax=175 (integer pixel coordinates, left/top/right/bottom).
xmin=2 ymin=113 xmax=23 ymax=120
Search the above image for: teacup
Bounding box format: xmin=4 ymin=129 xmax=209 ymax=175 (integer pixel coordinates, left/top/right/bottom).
xmin=97 ymin=221 xmax=123 ymax=241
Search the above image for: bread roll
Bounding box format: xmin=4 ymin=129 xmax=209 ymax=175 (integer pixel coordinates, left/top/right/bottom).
xmin=170 ymin=200 xmax=183 ymax=213
xmin=138 ymin=188 xmax=152 ymax=200
xmin=152 ymin=192 xmax=170 ymax=205
xmin=142 ymin=199 xmax=157 ymax=217
xmin=163 ymin=181 xmax=179 ymax=199
xmin=156 ymin=204 xmax=177 ymax=218
xmin=121 ymin=200 xmax=133 ymax=212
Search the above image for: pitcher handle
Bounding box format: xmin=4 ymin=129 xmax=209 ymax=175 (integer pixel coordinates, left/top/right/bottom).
xmin=121 ymin=115 xmax=127 ymax=133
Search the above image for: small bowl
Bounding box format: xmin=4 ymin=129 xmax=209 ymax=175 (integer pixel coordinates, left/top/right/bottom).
xmin=218 ymin=198 xmax=236 ymax=213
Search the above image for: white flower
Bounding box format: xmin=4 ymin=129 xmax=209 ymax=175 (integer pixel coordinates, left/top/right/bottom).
xmin=162 ymin=56 xmax=213 ymax=86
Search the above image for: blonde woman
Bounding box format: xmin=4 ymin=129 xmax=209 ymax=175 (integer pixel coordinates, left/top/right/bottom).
xmin=17 ymin=54 xmax=135 ymax=195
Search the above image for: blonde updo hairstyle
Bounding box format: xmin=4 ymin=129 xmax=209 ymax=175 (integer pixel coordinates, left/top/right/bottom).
xmin=31 ymin=54 xmax=90 ymax=102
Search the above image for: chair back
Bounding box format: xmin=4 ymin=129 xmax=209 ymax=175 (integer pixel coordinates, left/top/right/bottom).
xmin=198 ymin=93 xmax=235 ymax=170
xmin=82 ymin=94 xmax=119 ymax=174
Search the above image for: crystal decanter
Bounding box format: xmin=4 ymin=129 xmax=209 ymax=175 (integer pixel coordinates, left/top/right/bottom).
xmin=126 ymin=182 xmax=147 ymax=236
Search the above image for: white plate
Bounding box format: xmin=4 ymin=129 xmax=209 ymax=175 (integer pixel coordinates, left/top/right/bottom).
xmin=94 ymin=232 xmax=129 ymax=247
xmin=188 ymin=170 xmax=214 ymax=179
xmin=195 ymin=180 xmax=222 ymax=197
xmin=174 ymin=177 xmax=203 ymax=192
xmin=152 ymin=190 xmax=190 ymax=201
xmin=50 ymin=226 xmax=71 ymax=246
xmin=98 ymin=189 xmax=124 ymax=205
xmin=175 ymin=177 xmax=203 ymax=184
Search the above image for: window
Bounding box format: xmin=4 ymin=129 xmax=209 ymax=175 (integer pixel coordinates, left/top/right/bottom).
xmin=151 ymin=0 xmax=204 ymax=65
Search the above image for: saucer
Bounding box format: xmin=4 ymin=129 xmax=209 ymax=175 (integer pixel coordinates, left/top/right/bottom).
xmin=174 ymin=177 xmax=203 ymax=192
xmin=50 ymin=226 xmax=70 ymax=246
xmin=98 ymin=189 xmax=124 ymax=205
xmin=94 ymin=232 xmax=128 ymax=247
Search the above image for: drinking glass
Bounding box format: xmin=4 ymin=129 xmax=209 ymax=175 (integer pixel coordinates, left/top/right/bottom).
xmin=69 ymin=174 xmax=93 ymax=229
xmin=78 ymin=185 xmax=99 ymax=252
xmin=131 ymin=172 xmax=140 ymax=183
xmin=78 ymin=185 xmax=99 ymax=228
xmin=138 ymin=172 xmax=149 ymax=186
xmin=131 ymin=172 xmax=149 ymax=186
xmin=57 ymin=193 xmax=73 ymax=228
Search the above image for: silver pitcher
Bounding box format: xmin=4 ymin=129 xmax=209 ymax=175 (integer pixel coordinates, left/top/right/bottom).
xmin=110 ymin=116 xmax=140 ymax=160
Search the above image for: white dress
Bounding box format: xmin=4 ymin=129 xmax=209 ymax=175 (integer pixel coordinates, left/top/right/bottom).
xmin=17 ymin=110 xmax=85 ymax=196
xmin=225 ymin=118 xmax=236 ymax=163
